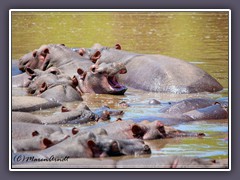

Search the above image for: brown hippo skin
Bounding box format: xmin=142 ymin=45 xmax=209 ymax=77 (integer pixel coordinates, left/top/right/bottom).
xmin=79 ymin=44 xmax=223 ymax=93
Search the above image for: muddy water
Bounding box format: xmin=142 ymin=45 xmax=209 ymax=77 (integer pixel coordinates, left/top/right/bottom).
xmin=11 ymin=11 xmax=229 ymax=161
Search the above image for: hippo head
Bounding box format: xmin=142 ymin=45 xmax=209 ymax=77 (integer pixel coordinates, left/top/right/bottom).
xmin=26 ymin=67 xmax=65 ymax=95
xmin=131 ymin=120 xmax=167 ymax=140
xmin=18 ymin=45 xmax=51 ymax=72
xmin=75 ymin=62 xmax=127 ymax=95
xmin=18 ymin=44 xmax=66 ymax=71
xmin=78 ymin=43 xmax=121 ymax=63
xmin=18 ymin=51 xmax=37 ymax=72
xmin=89 ymin=132 xmax=151 ymax=157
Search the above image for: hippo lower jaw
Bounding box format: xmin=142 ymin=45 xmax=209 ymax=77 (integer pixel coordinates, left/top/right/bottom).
xmin=108 ymin=76 xmax=127 ymax=95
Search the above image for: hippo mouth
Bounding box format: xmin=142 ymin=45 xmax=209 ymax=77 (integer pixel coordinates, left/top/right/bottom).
xmin=107 ymin=76 xmax=127 ymax=95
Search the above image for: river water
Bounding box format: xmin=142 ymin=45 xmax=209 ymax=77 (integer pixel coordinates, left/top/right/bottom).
xmin=11 ymin=11 xmax=229 ymax=161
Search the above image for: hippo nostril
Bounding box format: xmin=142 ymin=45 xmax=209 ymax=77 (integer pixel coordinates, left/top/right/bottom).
xmin=144 ymin=145 xmax=150 ymax=152
xmin=27 ymin=88 xmax=36 ymax=94
xmin=91 ymin=67 xmax=96 ymax=72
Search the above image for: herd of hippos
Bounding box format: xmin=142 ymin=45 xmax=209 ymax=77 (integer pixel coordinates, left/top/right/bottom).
xmin=11 ymin=43 xmax=228 ymax=168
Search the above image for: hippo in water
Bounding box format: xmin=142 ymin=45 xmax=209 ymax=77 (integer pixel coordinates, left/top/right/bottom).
xmin=15 ymin=44 xmax=128 ymax=95
xmin=78 ymin=43 xmax=223 ymax=93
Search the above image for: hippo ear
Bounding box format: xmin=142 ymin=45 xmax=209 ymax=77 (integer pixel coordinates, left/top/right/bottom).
xmin=131 ymin=124 xmax=145 ymax=138
xmin=61 ymin=106 xmax=71 ymax=112
xmin=115 ymin=44 xmax=121 ymax=50
xmin=71 ymin=76 xmax=79 ymax=86
xmin=71 ymin=127 xmax=79 ymax=135
xmin=77 ymin=68 xmax=87 ymax=80
xmin=32 ymin=130 xmax=40 ymax=137
xmin=79 ymin=48 xmax=85 ymax=56
xmin=39 ymin=82 xmax=48 ymax=93
xmin=42 ymin=138 xmax=54 ymax=148
xmin=110 ymin=141 xmax=121 ymax=153
xmin=32 ymin=50 xmax=37 ymax=58
xmin=91 ymin=51 xmax=101 ymax=63
xmin=42 ymin=48 xmax=50 ymax=55
xmin=155 ymin=121 xmax=167 ymax=137
xmin=87 ymin=140 xmax=96 ymax=148
xmin=60 ymin=44 xmax=65 ymax=46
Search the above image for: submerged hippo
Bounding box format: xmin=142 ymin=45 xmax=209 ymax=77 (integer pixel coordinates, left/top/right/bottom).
xmin=77 ymin=120 xmax=205 ymax=140
xmin=18 ymin=44 xmax=94 ymax=76
xmin=12 ymin=96 xmax=61 ymax=112
xmin=157 ymin=98 xmax=228 ymax=124
xmin=25 ymin=68 xmax=82 ymax=102
xmin=12 ymin=122 xmax=70 ymax=152
xmin=22 ymin=131 xmax=151 ymax=159
xmin=15 ymin=44 xmax=128 ymax=95
xmin=78 ymin=43 xmax=223 ymax=93
xmin=12 ymin=104 xmax=99 ymax=125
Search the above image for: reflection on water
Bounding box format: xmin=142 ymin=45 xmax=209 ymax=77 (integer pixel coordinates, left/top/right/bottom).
xmin=11 ymin=11 xmax=229 ymax=160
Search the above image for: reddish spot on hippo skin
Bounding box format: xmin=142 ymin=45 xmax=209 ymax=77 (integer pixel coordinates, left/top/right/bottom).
xmin=32 ymin=131 xmax=40 ymax=137
xmin=115 ymin=44 xmax=121 ymax=50
xmin=61 ymin=106 xmax=71 ymax=112
xmin=72 ymin=127 xmax=79 ymax=135
xmin=39 ymin=82 xmax=47 ymax=94
xmin=79 ymin=48 xmax=86 ymax=56
xmin=40 ymin=138 xmax=53 ymax=150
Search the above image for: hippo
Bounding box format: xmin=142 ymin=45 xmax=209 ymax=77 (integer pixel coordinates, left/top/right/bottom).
xmin=16 ymin=49 xmax=128 ymax=95
xmin=23 ymin=62 xmax=128 ymax=96
xmin=25 ymin=131 xmax=151 ymax=159
xmin=94 ymin=106 xmax=124 ymax=120
xmin=78 ymin=43 xmax=223 ymax=93
xmin=18 ymin=44 xmax=94 ymax=77
xmin=12 ymin=104 xmax=99 ymax=125
xmin=12 ymin=66 xmax=62 ymax=88
xmin=12 ymin=96 xmax=61 ymax=112
xmin=12 ymin=122 xmax=68 ymax=140
xmin=153 ymin=98 xmax=229 ymax=125
xmin=77 ymin=120 xmax=205 ymax=140
xmin=12 ymin=122 xmax=70 ymax=152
